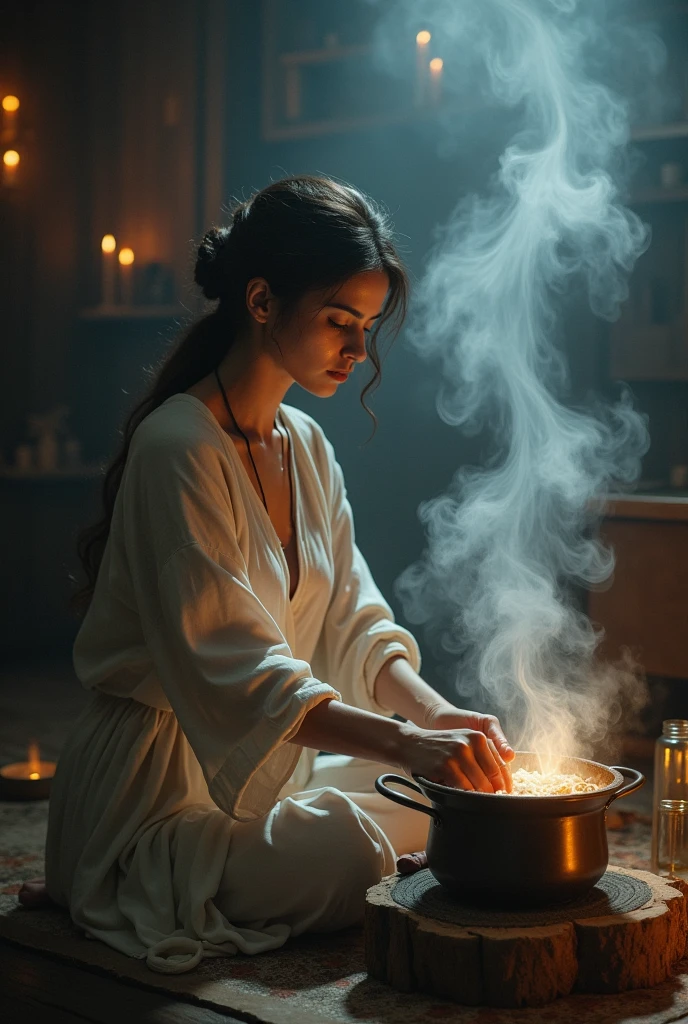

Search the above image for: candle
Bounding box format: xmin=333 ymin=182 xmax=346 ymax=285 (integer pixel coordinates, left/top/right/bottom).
xmin=101 ymin=234 xmax=117 ymax=307
xmin=2 ymin=94 xmax=19 ymax=142
xmin=118 ymin=247 xmax=135 ymax=306
xmin=0 ymin=741 xmax=56 ymax=801
xmin=429 ymin=57 xmax=444 ymax=107
xmin=2 ymin=148 xmax=20 ymax=187
xmin=415 ymin=30 xmax=431 ymax=108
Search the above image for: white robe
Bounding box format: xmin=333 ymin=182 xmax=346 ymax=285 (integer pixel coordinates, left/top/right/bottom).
xmin=45 ymin=394 xmax=426 ymax=973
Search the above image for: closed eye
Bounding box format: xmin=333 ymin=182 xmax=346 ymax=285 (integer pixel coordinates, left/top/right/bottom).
xmin=328 ymin=317 xmax=374 ymax=335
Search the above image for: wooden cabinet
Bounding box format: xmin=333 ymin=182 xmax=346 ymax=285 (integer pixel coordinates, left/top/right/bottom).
xmin=587 ymin=496 xmax=688 ymax=679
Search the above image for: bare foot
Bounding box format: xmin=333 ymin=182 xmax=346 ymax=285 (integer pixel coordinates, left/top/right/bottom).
xmin=396 ymin=851 xmax=428 ymax=875
xmin=18 ymin=877 xmax=54 ymax=908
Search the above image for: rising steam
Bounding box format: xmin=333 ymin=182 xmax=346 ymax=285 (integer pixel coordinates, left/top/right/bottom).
xmin=376 ymin=0 xmax=663 ymax=762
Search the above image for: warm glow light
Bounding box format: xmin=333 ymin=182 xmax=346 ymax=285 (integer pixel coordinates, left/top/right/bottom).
xmin=2 ymin=95 xmax=20 ymax=113
xmin=3 ymin=149 xmax=20 ymax=167
xmin=118 ymin=247 xmax=135 ymax=266
xmin=27 ymin=740 xmax=41 ymax=778
xmin=101 ymin=234 xmax=116 ymax=254
xmin=416 ymin=30 xmax=431 ymax=45
xmin=429 ymin=57 xmax=444 ymax=73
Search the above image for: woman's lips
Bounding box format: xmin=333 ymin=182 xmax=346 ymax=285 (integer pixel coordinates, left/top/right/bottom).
xmin=327 ymin=370 xmax=349 ymax=382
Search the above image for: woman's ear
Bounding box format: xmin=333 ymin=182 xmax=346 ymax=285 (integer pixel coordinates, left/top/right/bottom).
xmin=245 ymin=277 xmax=273 ymax=324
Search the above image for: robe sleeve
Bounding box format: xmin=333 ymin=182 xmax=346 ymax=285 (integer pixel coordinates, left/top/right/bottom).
xmin=121 ymin=427 xmax=341 ymax=822
xmin=309 ymin=429 xmax=422 ymax=719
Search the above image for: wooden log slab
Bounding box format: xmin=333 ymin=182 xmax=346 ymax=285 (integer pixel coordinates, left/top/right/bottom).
xmin=364 ymin=866 xmax=687 ymax=1009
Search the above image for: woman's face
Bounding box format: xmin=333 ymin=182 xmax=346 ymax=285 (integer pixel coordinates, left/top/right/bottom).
xmin=267 ymin=270 xmax=390 ymax=397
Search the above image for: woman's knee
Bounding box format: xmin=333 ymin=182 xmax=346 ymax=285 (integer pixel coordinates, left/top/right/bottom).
xmin=298 ymin=788 xmax=392 ymax=929
xmin=219 ymin=787 xmax=393 ymax=934
xmin=286 ymin=787 xmax=393 ymax=883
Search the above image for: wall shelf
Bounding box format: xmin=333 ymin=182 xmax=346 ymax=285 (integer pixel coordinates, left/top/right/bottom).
xmin=263 ymin=106 xmax=423 ymax=142
xmin=630 ymin=186 xmax=688 ymax=204
xmin=0 ymin=466 xmax=103 ymax=481
xmin=630 ymin=121 xmax=688 ymax=142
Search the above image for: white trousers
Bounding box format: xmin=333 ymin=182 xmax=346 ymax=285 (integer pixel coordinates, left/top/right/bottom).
xmin=46 ymin=691 xmax=433 ymax=973
xmin=215 ymin=753 xmax=433 ymax=937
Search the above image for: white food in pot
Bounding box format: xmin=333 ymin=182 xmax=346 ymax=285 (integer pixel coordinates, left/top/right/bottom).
xmin=496 ymin=767 xmax=599 ymax=795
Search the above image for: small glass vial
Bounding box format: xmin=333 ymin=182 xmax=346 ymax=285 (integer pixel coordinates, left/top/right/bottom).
xmin=654 ymin=800 xmax=688 ymax=880
xmin=651 ymin=720 xmax=688 ymax=876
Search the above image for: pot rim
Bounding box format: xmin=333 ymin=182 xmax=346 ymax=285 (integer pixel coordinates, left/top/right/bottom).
xmin=415 ymin=751 xmax=625 ymax=803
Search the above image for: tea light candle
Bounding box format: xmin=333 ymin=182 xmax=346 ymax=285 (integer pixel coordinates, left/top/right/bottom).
xmin=118 ymin=246 xmax=135 ymax=306
xmin=0 ymin=742 xmax=56 ymax=801
xmin=2 ymin=148 xmax=20 ymax=187
xmin=101 ymin=234 xmax=117 ymax=307
xmin=429 ymin=57 xmax=444 ymax=107
xmin=2 ymin=94 xmax=20 ymax=140
xmin=415 ymin=30 xmax=431 ymax=107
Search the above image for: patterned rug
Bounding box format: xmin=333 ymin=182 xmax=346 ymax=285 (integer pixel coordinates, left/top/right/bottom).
xmin=2 ymin=798 xmax=687 ymax=1024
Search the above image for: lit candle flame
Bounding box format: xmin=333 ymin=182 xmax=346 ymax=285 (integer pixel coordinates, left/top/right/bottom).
xmin=27 ymin=739 xmax=41 ymax=779
xmin=3 ymin=149 xmax=20 ymax=168
xmin=2 ymin=95 xmax=20 ymax=113
xmin=118 ymin=247 xmax=135 ymax=266
xmin=416 ymin=30 xmax=431 ymax=46
xmin=101 ymin=233 xmax=116 ymax=254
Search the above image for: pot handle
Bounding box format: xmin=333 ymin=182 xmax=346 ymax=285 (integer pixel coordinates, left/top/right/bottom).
xmin=375 ymin=774 xmax=441 ymax=822
xmin=607 ymin=766 xmax=645 ymax=807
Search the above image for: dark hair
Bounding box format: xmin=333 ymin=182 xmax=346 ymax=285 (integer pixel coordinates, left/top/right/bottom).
xmin=69 ymin=174 xmax=409 ymax=619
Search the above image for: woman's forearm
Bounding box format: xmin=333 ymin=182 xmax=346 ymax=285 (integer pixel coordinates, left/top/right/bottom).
xmin=289 ymin=657 xmax=455 ymax=769
xmin=373 ymin=655 xmax=453 ymax=727
xmin=290 ymin=696 xmax=414 ymax=767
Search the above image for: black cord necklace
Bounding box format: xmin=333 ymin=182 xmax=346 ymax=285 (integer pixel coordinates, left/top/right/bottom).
xmin=213 ymin=367 xmax=294 ymax=549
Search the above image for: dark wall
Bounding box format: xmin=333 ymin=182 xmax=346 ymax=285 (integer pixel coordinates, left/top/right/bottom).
xmin=0 ymin=0 xmax=224 ymax=657
xmin=219 ymin=2 xmax=607 ymax=697
xmin=0 ymin=0 xmax=87 ymax=458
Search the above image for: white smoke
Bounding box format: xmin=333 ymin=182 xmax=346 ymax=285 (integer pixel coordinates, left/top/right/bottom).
xmin=371 ymin=0 xmax=666 ymax=762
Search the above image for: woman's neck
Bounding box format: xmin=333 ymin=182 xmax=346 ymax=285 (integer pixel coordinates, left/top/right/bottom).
xmin=211 ymin=341 xmax=293 ymax=443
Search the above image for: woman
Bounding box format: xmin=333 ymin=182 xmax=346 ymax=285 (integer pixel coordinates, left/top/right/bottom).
xmin=19 ymin=175 xmax=514 ymax=974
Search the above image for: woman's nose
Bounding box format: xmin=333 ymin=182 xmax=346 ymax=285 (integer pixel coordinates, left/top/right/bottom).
xmin=344 ymin=332 xmax=368 ymax=363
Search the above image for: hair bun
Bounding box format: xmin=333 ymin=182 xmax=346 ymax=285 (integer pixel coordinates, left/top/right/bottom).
xmin=194 ymin=226 xmax=231 ymax=300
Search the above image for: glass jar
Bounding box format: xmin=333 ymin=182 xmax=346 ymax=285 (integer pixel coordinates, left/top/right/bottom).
xmin=651 ymin=720 xmax=688 ymax=877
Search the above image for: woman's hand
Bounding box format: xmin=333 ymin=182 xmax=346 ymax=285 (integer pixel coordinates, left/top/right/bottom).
xmin=422 ymin=704 xmax=515 ymax=765
xmin=395 ymin=719 xmax=514 ymax=793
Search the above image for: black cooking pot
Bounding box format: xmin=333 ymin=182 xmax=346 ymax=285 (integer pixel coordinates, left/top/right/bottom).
xmin=376 ymin=752 xmax=644 ymax=908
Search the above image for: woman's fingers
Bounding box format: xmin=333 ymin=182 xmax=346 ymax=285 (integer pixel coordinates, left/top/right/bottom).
xmin=466 ymin=739 xmax=503 ymax=792
xmin=485 ymin=716 xmax=515 ymax=762
xmin=457 ymin=734 xmax=510 ymax=793
xmin=444 ymin=761 xmax=475 ymax=791
xmin=427 ymin=727 xmax=514 ymax=793
xmin=445 ymin=735 xmax=492 ymax=793
xmin=486 ymin=737 xmax=512 ymax=792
